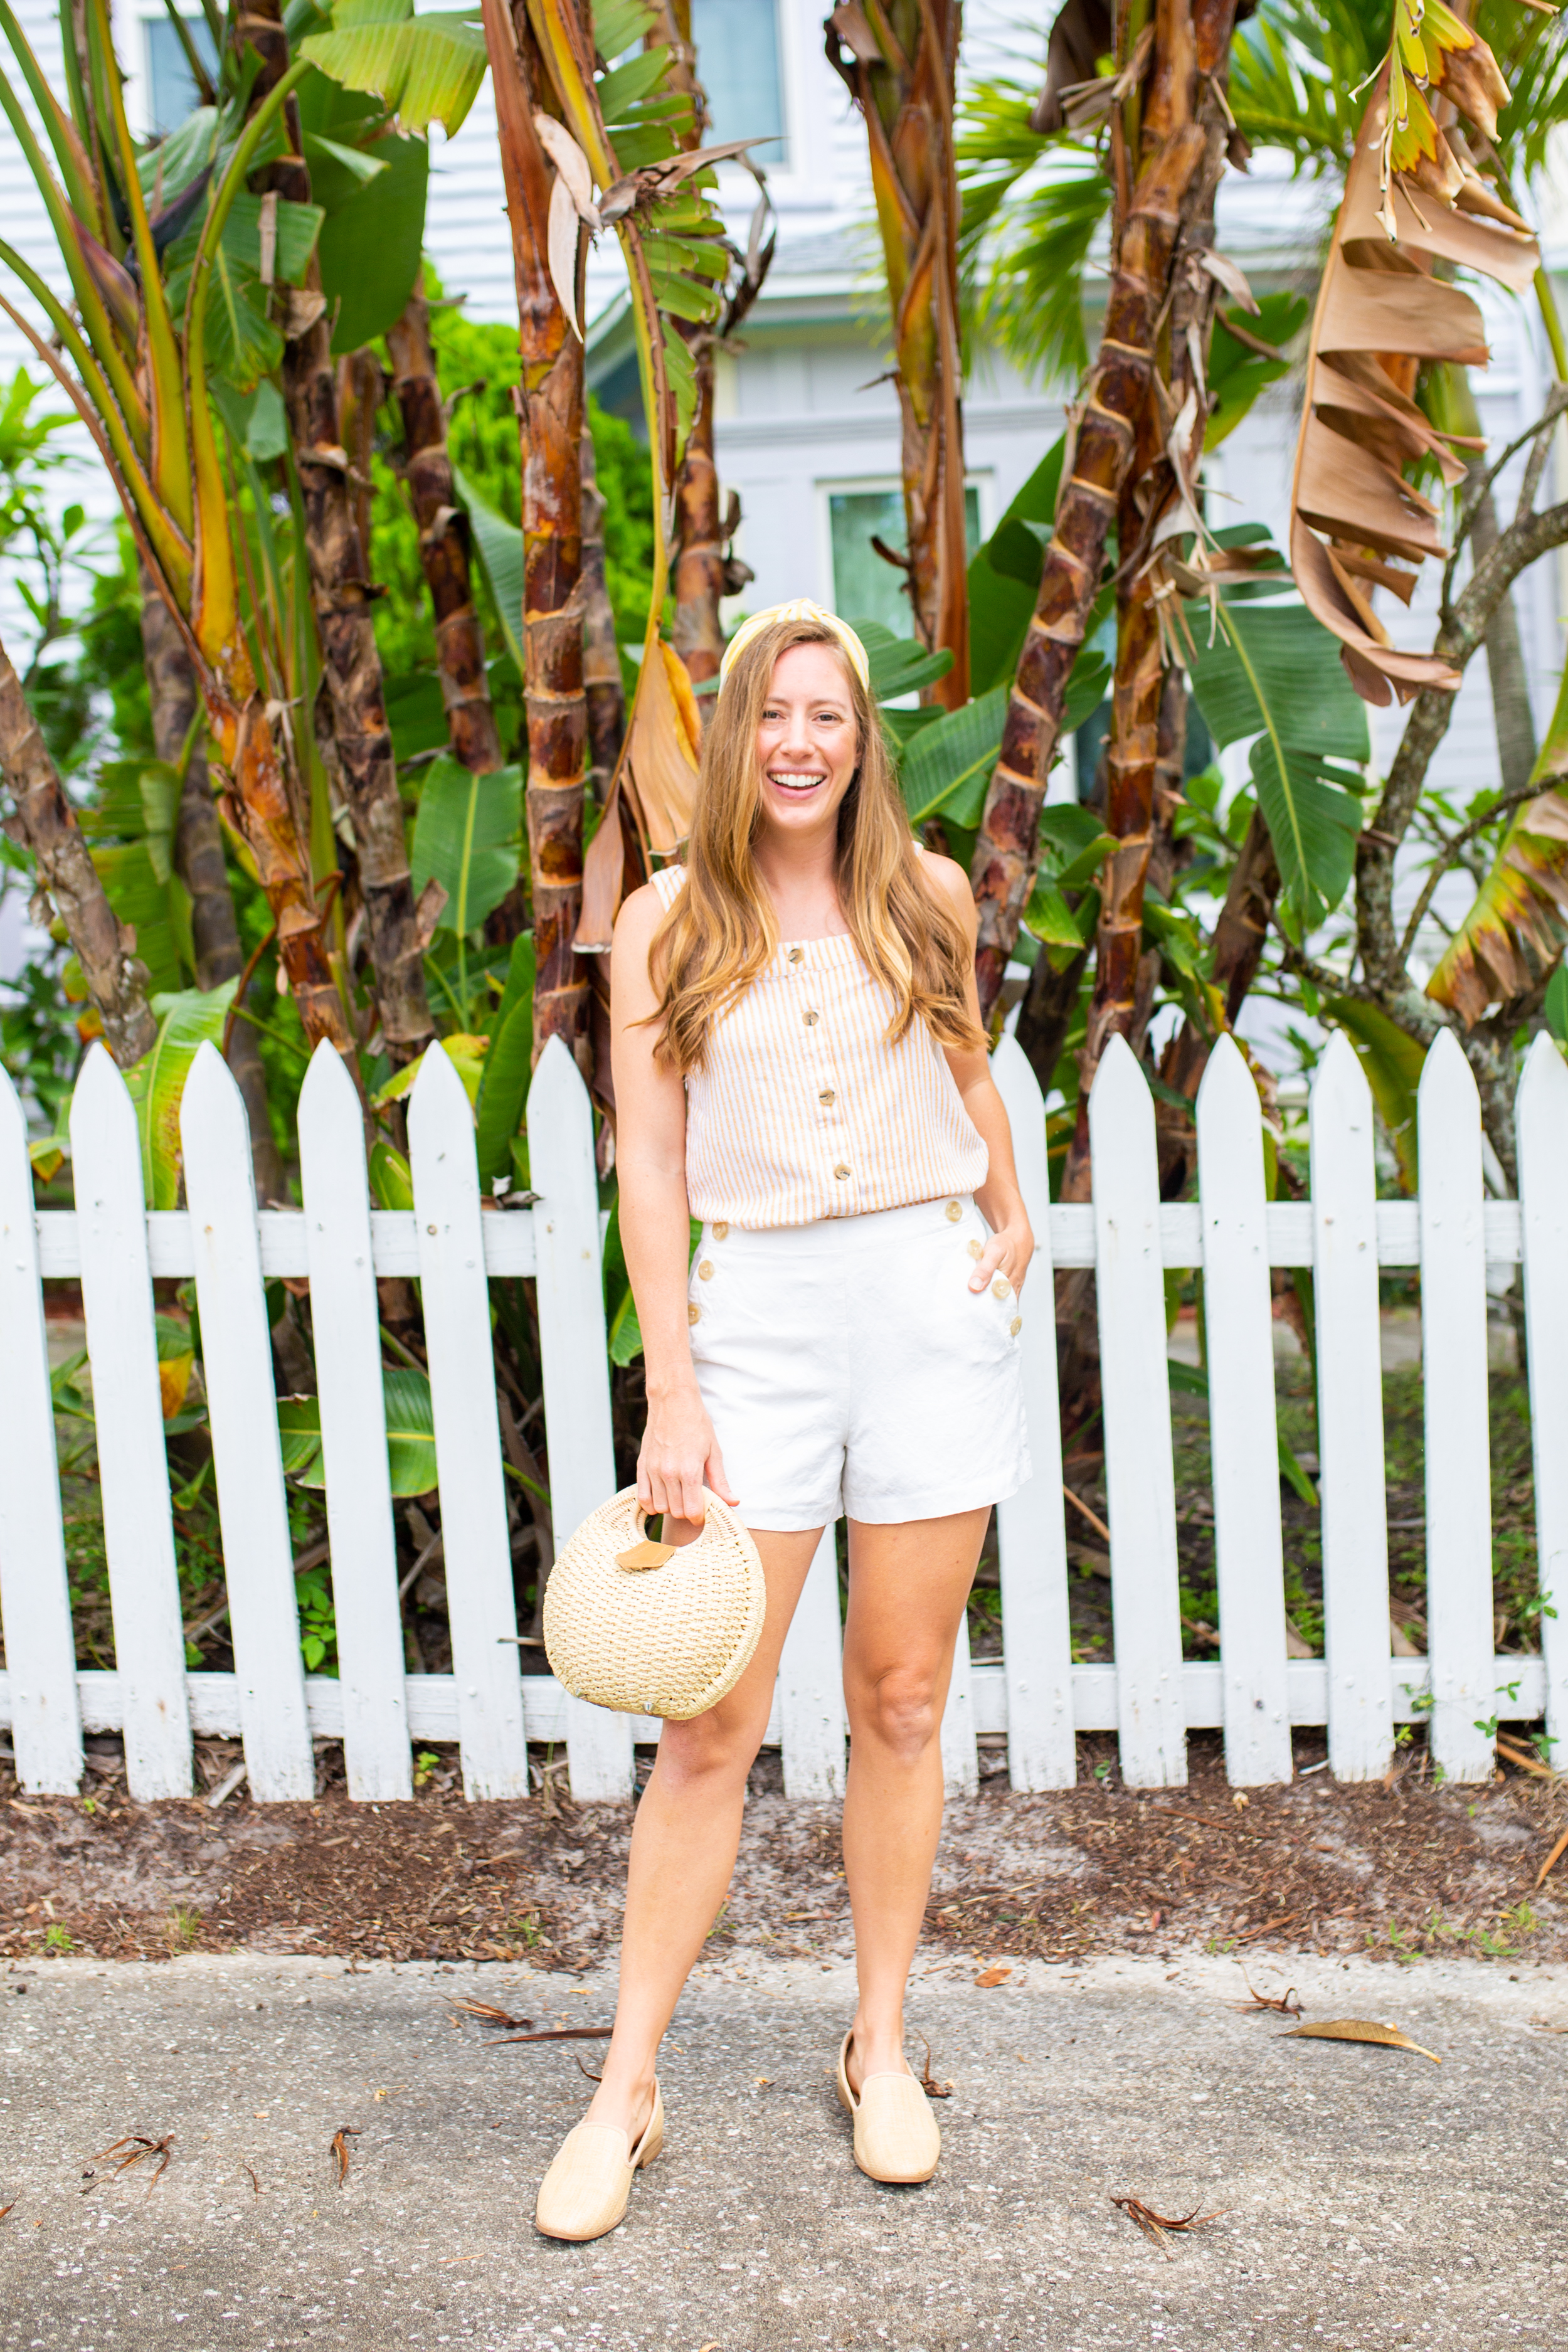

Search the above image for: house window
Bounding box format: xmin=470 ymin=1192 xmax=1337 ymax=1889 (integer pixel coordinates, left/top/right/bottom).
xmin=691 ymin=0 xmax=786 ymax=165
xmin=829 ymin=485 xmax=983 ymax=640
xmin=144 ymin=14 xmax=218 ymax=136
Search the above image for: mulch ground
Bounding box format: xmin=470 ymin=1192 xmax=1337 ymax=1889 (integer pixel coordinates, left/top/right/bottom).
xmin=4 ymin=1730 xmax=1567 ymax=1976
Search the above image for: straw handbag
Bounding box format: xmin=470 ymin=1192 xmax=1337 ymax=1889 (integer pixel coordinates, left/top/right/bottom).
xmin=544 ymin=1487 xmax=766 ymax=1720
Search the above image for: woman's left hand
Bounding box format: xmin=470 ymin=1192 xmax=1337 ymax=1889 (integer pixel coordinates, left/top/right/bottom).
xmin=970 ymin=1210 xmax=1034 ymax=1301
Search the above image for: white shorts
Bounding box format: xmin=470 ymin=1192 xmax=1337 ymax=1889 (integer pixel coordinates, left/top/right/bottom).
xmin=686 ymin=1193 xmax=1032 ymax=1530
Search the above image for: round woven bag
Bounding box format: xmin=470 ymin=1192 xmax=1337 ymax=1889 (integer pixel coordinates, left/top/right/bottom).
xmin=544 ymin=1486 xmax=766 ymax=1720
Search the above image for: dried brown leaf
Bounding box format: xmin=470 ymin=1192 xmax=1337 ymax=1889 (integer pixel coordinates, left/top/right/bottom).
xmin=492 ymin=2025 xmax=613 ymax=2044
xmin=0 ymin=2202 xmax=14 ymax=2221
xmin=1535 ymin=1823 xmax=1568 ymax=1889
xmin=1283 ymin=2018 xmax=1440 ymax=2063
xmin=85 ymin=2133 xmax=173 ymax=2193
xmin=447 ymin=1998 xmax=535 ymax=2031
xmin=1230 ymin=1969 xmax=1303 ymax=2016
xmin=1111 ymin=2195 xmax=1225 ymax=2255
xmin=974 ymin=1966 xmax=1012 ymax=1988
xmin=330 ymin=2126 xmax=361 ymax=2186
xmin=1234 ymin=1910 xmax=1300 ymax=1945
xmin=914 ymin=2033 xmax=953 ymax=2099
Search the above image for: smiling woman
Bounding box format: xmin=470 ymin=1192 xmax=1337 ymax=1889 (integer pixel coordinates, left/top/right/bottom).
xmin=527 ymin=600 xmax=1035 ymax=2242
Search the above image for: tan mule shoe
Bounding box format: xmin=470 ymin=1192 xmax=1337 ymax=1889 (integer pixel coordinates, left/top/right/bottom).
xmin=836 ymin=2033 xmax=940 ymax=2184
xmin=534 ymin=2081 xmax=664 ymax=2241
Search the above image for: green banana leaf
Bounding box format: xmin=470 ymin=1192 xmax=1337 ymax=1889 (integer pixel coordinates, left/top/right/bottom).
xmin=1186 ymin=595 xmax=1370 ymax=937
xmin=1205 ymin=291 xmax=1309 ymax=453
xmin=852 ymin=619 xmax=955 ymax=703
xmin=452 ymin=462 xmax=524 ymax=676
xmin=368 ymin=1136 xmax=414 ymax=1209
xmin=278 ymin=1363 xmax=439 ymax=1495
xmin=318 ymin=129 xmax=426 ymax=350
xmin=901 ymin=686 xmax=1010 ymax=825
xmin=968 ymin=437 xmax=1063 ymax=694
xmin=475 ymin=931 xmax=535 ymax=1188
xmin=409 ymin=751 xmax=522 ymax=937
xmin=1325 ymin=995 xmax=1426 ymax=1194
xmin=299 ymin=0 xmax=489 ymax=138
xmin=120 ymin=980 xmax=238 ymax=1210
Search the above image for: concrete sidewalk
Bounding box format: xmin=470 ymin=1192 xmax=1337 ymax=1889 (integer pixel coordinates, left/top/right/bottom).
xmin=1 ymin=1947 xmax=1564 ymax=2351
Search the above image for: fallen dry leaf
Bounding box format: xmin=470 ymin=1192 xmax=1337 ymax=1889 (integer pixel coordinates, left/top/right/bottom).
xmin=915 ymin=2033 xmax=953 ymax=2100
xmin=1283 ymin=2018 xmax=1440 ymax=2063
xmin=241 ymin=2165 xmax=260 ymax=2196
xmin=974 ymin=1966 xmax=1012 ymax=1988
xmin=330 ymin=2126 xmax=361 ymax=2186
xmin=447 ymin=1998 xmax=535 ymax=2031
xmin=1230 ymin=1969 xmax=1303 ymax=2018
xmin=0 ymin=2201 xmax=14 ymax=2221
xmin=1534 ymin=1823 xmax=1568 ymax=1890
xmin=83 ymin=2134 xmax=173 ymax=2194
xmin=1234 ymin=1912 xmax=1300 ymax=1946
xmin=1110 ymin=2195 xmax=1224 ymax=2256
xmin=1498 ymin=1735 xmax=1557 ymax=1781
xmin=492 ymin=2025 xmax=613 ymax=2045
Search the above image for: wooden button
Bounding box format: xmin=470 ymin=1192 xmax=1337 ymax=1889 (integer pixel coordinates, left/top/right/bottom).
xmin=992 ymin=1275 xmax=1010 ymax=1299
xmin=1010 ymin=1316 xmax=1022 ymax=1337
xmin=687 ymin=1301 xmax=701 ymax=1324
xmin=819 ymin=1089 xmax=835 ymax=1107
xmin=834 ymin=1164 xmax=851 ymax=1180
xmin=712 ymin=1221 xmax=729 ymax=1239
xmin=803 ymin=1010 xmax=819 ymax=1026
xmin=787 ymin=946 xmax=804 ymax=963
xmin=945 ymin=1200 xmax=961 ymax=1222
xmin=697 ymin=1260 xmax=714 ymax=1280
xmin=967 ymin=1239 xmax=983 ymax=1260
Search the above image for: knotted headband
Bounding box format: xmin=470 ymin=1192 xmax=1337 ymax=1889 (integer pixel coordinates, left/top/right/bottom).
xmin=717 ymin=599 xmax=871 ymax=694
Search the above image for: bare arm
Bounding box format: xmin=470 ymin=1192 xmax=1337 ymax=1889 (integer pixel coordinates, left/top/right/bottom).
xmin=921 ymin=854 xmax=1036 ymax=1298
xmin=610 ymin=884 xmax=736 ymax=1522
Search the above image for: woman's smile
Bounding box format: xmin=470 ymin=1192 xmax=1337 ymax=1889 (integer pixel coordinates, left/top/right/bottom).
xmin=755 ymin=642 xmax=859 ymax=833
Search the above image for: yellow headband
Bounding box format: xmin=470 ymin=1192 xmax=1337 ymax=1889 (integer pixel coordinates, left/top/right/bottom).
xmin=718 ymin=599 xmax=871 ymax=694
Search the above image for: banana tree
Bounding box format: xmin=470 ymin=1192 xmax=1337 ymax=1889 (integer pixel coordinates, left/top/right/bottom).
xmin=0 ymin=0 xmax=357 ymax=1057
xmin=826 ymin=0 xmax=969 ymax=707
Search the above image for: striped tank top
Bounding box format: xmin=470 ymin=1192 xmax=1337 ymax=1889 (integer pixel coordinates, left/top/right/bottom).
xmin=649 ymin=861 xmax=988 ymax=1230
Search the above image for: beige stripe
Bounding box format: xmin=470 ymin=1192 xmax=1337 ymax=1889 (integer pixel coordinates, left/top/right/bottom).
xmin=647 ymin=864 xmax=987 ymax=1229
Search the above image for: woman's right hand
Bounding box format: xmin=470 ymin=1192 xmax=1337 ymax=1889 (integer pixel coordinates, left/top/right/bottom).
xmin=637 ymin=1377 xmax=738 ymax=1523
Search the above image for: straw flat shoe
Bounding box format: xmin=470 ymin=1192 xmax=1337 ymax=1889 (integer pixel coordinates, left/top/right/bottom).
xmin=534 ymin=2082 xmax=664 ymax=2241
xmin=836 ymin=2033 xmax=941 ymax=2184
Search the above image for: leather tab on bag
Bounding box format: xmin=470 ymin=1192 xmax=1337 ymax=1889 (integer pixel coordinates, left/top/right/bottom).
xmin=615 ymin=1539 xmax=679 ymax=1571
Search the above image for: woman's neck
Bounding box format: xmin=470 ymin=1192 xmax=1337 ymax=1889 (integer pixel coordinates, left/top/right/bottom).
xmin=750 ymin=822 xmax=849 ymax=940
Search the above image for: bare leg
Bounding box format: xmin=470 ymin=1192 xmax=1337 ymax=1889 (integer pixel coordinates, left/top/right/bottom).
xmin=840 ymin=1507 xmax=990 ymax=2089
xmin=585 ymin=1523 xmax=822 ymax=2139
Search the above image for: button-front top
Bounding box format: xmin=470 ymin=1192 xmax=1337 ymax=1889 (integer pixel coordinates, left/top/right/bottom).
xmin=650 ymin=861 xmax=988 ymax=1229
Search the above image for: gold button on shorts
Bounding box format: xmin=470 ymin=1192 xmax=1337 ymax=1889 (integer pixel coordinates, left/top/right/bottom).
xmin=697 ymin=1261 xmax=714 ymax=1280
xmin=712 ymin=1221 xmax=729 ymax=1240
xmin=992 ymin=1276 xmax=1010 ymax=1300
xmin=945 ymin=1200 xmax=961 ymax=1222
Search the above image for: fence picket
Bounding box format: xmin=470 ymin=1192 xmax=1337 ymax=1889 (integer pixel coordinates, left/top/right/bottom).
xmin=69 ymin=1046 xmax=191 ymax=1801
xmin=408 ymin=1044 xmax=529 ymax=1799
xmin=940 ymin=1615 xmax=979 ymax=1799
xmin=1517 ymin=1036 xmax=1568 ymax=1759
xmin=527 ymin=1039 xmax=634 ymax=1801
xmin=1197 ymin=1036 xmax=1293 ymax=1784
xmin=1310 ymin=1031 xmax=1392 ymax=1780
xmin=1418 ymin=1032 xmax=1495 ymax=1782
xmin=181 ymin=1044 xmax=313 ymax=1799
xmin=0 ymin=1067 xmax=82 ymax=1793
xmin=297 ymin=1042 xmax=411 ymax=1801
xmin=990 ymin=1035 xmax=1075 ymax=1789
xmin=777 ymin=1525 xmax=846 ymax=1799
xmin=1089 ymin=1035 xmax=1187 ymax=1786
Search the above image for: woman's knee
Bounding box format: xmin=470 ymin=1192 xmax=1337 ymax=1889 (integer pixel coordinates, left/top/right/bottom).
xmin=845 ymin=1663 xmax=943 ymax=1764
xmin=652 ymin=1704 xmax=764 ymax=1792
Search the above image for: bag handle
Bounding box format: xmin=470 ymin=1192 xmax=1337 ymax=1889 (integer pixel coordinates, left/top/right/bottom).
xmin=614 ymin=1491 xmax=722 ymax=1572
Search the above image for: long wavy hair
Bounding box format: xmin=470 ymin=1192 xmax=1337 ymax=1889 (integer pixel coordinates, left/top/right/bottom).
xmin=649 ymin=615 xmax=983 ymax=1073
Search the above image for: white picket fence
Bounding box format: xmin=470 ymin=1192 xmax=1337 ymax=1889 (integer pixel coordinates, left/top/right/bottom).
xmin=1 ymin=1019 xmax=1565 ymax=1808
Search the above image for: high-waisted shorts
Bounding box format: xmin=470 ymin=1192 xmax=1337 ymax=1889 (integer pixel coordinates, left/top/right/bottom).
xmin=685 ymin=1192 xmax=1032 ymax=1530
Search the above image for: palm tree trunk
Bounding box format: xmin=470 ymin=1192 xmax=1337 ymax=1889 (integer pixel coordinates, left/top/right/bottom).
xmin=336 ymin=347 xmax=382 ymax=598
xmin=484 ymin=0 xmax=591 ymax=1073
xmin=968 ymin=0 xmax=1236 ymax=1020
xmin=241 ymin=0 xmax=435 ymax=1069
xmin=670 ymin=343 xmax=726 ymax=684
xmin=0 ymin=632 xmax=156 ymax=1066
xmin=386 ymin=290 xmax=506 ymax=778
xmin=580 ymin=421 xmax=625 ymax=798
xmin=827 ymin=0 xmax=968 ymax=706
xmin=139 ymin=575 xmax=285 ymax=1200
